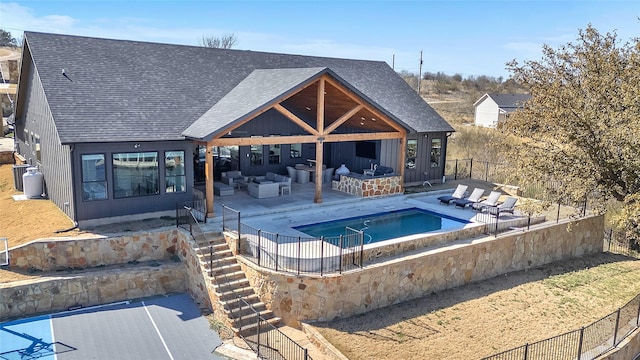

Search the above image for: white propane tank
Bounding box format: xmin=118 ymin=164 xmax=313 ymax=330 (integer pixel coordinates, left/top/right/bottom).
xmin=23 ymin=167 xmax=43 ymax=199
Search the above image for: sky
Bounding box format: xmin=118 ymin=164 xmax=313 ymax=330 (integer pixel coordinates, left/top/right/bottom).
xmin=1 ymin=0 xmax=639 ymax=79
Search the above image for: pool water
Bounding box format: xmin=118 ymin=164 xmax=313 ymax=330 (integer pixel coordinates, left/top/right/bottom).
xmin=293 ymin=207 xmax=470 ymax=244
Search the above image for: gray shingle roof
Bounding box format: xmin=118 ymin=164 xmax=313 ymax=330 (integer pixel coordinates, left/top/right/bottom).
xmin=486 ymin=93 xmax=531 ymax=111
xmin=21 ymin=32 xmax=453 ymax=144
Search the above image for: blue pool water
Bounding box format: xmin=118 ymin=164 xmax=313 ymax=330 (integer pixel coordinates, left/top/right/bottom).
xmin=293 ymin=207 xmax=470 ymax=244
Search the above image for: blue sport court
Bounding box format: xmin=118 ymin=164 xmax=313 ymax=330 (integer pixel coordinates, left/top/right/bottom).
xmin=0 ymin=293 xmax=228 ymax=360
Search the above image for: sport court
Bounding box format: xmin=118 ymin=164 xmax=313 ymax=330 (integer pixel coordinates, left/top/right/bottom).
xmin=0 ymin=293 xmax=229 ymax=360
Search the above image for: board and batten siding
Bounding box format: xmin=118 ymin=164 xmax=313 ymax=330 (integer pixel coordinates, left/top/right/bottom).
xmin=16 ymin=50 xmax=75 ymax=221
xmin=403 ymin=132 xmax=447 ymax=185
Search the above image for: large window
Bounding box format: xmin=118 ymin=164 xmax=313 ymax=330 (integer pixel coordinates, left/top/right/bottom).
xmin=269 ymin=144 xmax=280 ymax=164
xmin=250 ymin=144 xmax=263 ymax=166
xmin=81 ymin=154 xmax=107 ymax=201
xmin=406 ymin=139 xmax=417 ymax=169
xmin=165 ymin=151 xmax=185 ymax=193
xmin=430 ymin=138 xmax=442 ymax=168
xmin=112 ymin=152 xmax=159 ymax=198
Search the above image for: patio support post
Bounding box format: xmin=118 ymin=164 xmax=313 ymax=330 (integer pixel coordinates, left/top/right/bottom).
xmin=398 ymin=137 xmax=406 ymax=190
xmin=205 ymin=142 xmax=215 ymax=218
xmin=314 ymin=77 xmax=325 ymax=203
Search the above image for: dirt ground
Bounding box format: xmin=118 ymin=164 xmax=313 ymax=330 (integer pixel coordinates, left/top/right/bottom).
xmin=312 ymin=253 xmax=640 ymax=359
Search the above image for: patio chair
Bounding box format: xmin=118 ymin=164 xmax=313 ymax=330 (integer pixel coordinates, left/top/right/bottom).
xmin=486 ymin=196 xmax=518 ymax=215
xmin=471 ymin=191 xmax=502 ymax=211
xmin=453 ymin=188 xmax=485 ymax=209
xmin=437 ymin=184 xmax=468 ymax=205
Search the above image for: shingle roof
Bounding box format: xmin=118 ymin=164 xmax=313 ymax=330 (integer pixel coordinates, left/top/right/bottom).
xmin=486 ymin=93 xmax=531 ymax=112
xmin=21 ymin=32 xmax=453 ymax=144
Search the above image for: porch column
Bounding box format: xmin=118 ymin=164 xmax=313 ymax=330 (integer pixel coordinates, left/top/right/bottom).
xmin=205 ymin=143 xmax=215 ymax=218
xmin=314 ymin=78 xmax=325 ymax=203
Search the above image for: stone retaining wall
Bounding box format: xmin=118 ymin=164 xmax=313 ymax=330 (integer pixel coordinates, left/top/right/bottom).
xmin=8 ymin=228 xmax=180 ymax=271
xmin=331 ymin=175 xmax=402 ymax=197
xmin=0 ymin=262 xmax=186 ymax=321
xmin=237 ymin=215 xmax=604 ymax=327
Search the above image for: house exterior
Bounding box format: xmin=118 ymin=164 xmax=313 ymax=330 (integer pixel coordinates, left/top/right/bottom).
xmin=474 ymin=93 xmax=530 ymax=128
xmin=14 ymin=32 xmax=455 ymax=226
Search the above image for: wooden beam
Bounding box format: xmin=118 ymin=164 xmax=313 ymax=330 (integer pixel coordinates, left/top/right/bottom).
xmin=314 ymin=141 xmax=323 ymax=203
xmin=273 ymin=104 xmax=319 ymax=136
xmin=324 ymin=132 xmax=403 ymax=142
xmin=317 ymin=78 xmax=325 ymax=133
xmin=205 ymin=142 xmax=215 ymax=218
xmin=213 ymin=135 xmax=317 ymax=146
xmin=323 ymin=104 xmax=363 ymax=135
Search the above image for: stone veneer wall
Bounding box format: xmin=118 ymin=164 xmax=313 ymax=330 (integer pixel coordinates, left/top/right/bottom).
xmin=236 ymin=215 xmax=604 ymax=327
xmin=331 ymin=175 xmax=402 ymax=197
xmin=8 ymin=228 xmax=180 ymax=271
xmin=0 ymin=263 xmax=186 ymax=321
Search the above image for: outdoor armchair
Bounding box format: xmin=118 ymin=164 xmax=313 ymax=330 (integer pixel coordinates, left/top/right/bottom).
xmin=471 ymin=191 xmax=501 ymax=211
xmin=437 ymin=184 xmax=468 ymax=205
xmin=454 ymin=188 xmax=485 ymax=209
xmin=486 ymin=196 xmax=518 ymax=215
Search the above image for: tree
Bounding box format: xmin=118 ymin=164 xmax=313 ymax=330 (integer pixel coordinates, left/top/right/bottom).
xmin=500 ymin=25 xmax=640 ymax=234
xmin=0 ymin=29 xmax=18 ymax=47
xmin=199 ymin=33 xmax=238 ymax=49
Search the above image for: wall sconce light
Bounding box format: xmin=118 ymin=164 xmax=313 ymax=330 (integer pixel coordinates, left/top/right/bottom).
xmin=134 ymin=143 xmax=141 ymax=148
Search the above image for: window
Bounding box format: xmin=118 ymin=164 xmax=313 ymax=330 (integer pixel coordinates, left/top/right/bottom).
xmin=81 ymin=154 xmax=107 ymax=201
xmin=165 ymin=151 xmax=185 ymax=193
xmin=430 ymin=138 xmax=442 ymax=168
xmin=269 ymin=144 xmax=280 ymax=164
xmin=35 ymin=135 xmax=41 ymax=162
xmin=406 ymin=139 xmax=417 ymax=169
xmin=290 ymin=143 xmax=302 ymax=158
xmin=250 ymin=144 xmax=263 ymax=166
xmin=112 ymin=152 xmax=159 ymax=198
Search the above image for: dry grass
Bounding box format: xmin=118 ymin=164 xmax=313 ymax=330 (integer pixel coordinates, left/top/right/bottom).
xmin=312 ymin=253 xmax=640 ymax=359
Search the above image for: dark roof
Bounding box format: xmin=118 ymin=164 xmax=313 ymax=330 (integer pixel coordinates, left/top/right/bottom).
xmin=20 ymin=32 xmax=453 ymax=144
xmin=484 ymin=93 xmax=531 ymax=112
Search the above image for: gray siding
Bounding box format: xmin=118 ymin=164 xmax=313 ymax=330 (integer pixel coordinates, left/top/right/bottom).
xmin=72 ymin=141 xmax=194 ymax=222
xmin=403 ymin=132 xmax=448 ymax=184
xmin=16 ymin=52 xmax=75 ymax=220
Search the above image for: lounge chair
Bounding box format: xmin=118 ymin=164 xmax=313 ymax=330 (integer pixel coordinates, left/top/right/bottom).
xmin=471 ymin=191 xmax=501 ymax=211
xmin=453 ymin=188 xmax=485 ymax=209
xmin=486 ymin=196 xmax=518 ymax=215
xmin=437 ymin=184 xmax=468 ymax=205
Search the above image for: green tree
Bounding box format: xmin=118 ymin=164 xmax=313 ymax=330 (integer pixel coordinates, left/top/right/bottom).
xmin=199 ymin=33 xmax=238 ymax=49
xmin=0 ymin=29 xmax=18 ymax=47
xmin=501 ymin=25 xmax=640 ymax=234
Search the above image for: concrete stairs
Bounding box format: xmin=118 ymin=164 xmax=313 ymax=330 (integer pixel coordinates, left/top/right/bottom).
xmin=195 ymin=234 xmax=281 ymax=338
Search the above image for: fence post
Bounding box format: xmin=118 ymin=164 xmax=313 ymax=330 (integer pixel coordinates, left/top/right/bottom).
xmin=556 ymin=202 xmax=561 ymax=224
xmin=237 ymin=210 xmax=241 ymax=239
xmin=275 ymin=233 xmax=279 ymax=272
xmin=469 ymin=159 xmax=473 ymax=179
xmin=607 ymin=228 xmax=613 ymax=252
xmin=320 ymin=236 xmax=325 ymax=276
xmin=524 ymin=343 xmax=529 ymax=360
xmin=297 ymin=236 xmax=301 ymax=275
xmin=613 ymin=308 xmax=621 ymax=346
xmin=304 ymin=347 xmax=308 ymax=360
xmin=454 ymin=159 xmax=458 ymax=180
xmin=222 ymin=205 xmax=226 ymax=231
xmin=257 ymin=229 xmax=262 ymax=267
xmin=577 ymin=327 xmax=584 ymax=360
xmin=256 ymin=314 xmax=261 ymax=357
xmin=494 ymin=211 xmax=499 ymax=238
xmin=485 ymin=161 xmax=489 ymax=182
xmin=636 ymin=296 xmax=640 ymax=327
xmin=339 ymin=235 xmax=343 ymax=274
xmin=360 ymin=232 xmax=364 ymax=268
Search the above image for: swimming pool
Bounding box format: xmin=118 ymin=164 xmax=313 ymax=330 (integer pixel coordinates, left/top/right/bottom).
xmin=293 ymin=207 xmax=470 ymax=244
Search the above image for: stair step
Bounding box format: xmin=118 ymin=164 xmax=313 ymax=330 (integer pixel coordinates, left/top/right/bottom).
xmin=220 ymin=293 xmax=260 ymax=307
xmin=208 ymin=263 xmax=242 ymax=277
xmin=232 ymin=310 xmax=277 ymax=327
xmin=211 ymin=269 xmax=245 ymax=281
xmin=233 ymin=316 xmax=282 ymax=336
xmin=200 ymin=249 xmax=234 ymax=259
xmin=212 ymin=278 xmax=250 ymax=290
xmin=218 ymin=286 xmax=255 ymax=300
xmin=223 ymin=301 xmax=267 ymax=317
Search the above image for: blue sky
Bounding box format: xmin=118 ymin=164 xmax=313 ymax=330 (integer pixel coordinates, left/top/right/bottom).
xmin=1 ymin=0 xmax=639 ymax=78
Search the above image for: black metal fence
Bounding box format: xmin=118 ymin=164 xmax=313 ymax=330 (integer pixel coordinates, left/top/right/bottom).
xmin=237 ymin=298 xmax=312 ymax=360
xmin=482 ymin=230 xmax=640 ymax=360
xmin=176 ymin=198 xmax=206 ymax=229
xmin=181 ymin=207 xmax=312 ymax=360
xmin=222 ymin=205 xmax=364 ymax=276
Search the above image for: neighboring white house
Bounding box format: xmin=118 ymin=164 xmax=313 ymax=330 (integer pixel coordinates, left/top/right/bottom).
xmin=474 ymin=93 xmax=531 ymax=128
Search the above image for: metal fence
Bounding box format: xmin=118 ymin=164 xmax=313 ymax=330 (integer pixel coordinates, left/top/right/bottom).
xmin=181 ymin=207 xmax=312 ymax=360
xmin=238 ymin=298 xmax=312 ymax=360
xmin=222 ymin=205 xmax=364 ymax=276
xmin=0 ymin=237 xmax=7 ymax=266
xmin=176 ymin=199 xmax=206 ymax=229
xmin=605 ymin=229 xmax=640 ymax=259
xmin=482 ymin=230 xmax=640 ymax=360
